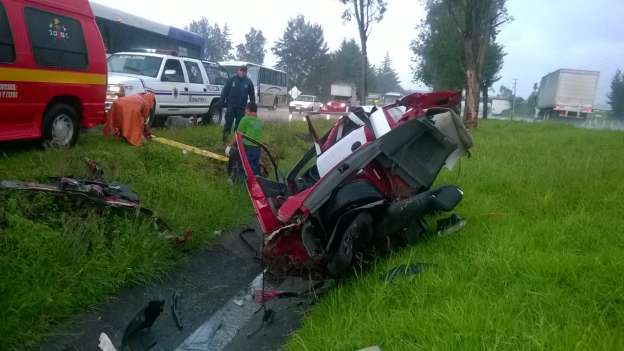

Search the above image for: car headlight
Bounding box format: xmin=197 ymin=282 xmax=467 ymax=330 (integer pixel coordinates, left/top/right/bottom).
xmin=339 ymin=102 xmax=346 ymax=108
xmin=106 ymin=84 xmax=126 ymax=100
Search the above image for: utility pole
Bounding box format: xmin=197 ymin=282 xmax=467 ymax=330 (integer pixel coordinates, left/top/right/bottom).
xmin=511 ymin=78 xmax=518 ymax=120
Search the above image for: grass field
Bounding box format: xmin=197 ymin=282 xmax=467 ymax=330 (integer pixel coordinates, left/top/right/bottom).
xmin=286 ymin=121 xmax=624 ymax=350
xmin=1 ymin=120 xmax=622 ymax=350
xmin=0 ymin=121 xmax=327 ymax=349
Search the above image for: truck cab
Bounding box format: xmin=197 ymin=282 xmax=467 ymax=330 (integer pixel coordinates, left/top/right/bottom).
xmin=106 ymin=52 xmax=226 ymax=125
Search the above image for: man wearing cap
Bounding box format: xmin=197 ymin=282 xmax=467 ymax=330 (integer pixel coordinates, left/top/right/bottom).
xmin=220 ymin=65 xmax=256 ymax=142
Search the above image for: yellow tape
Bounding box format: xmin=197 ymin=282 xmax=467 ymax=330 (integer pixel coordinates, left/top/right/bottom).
xmin=0 ymin=67 xmax=106 ymax=85
xmin=151 ymin=136 xmax=229 ymax=162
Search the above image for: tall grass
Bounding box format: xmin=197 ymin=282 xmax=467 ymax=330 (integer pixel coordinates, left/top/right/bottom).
xmin=286 ymin=121 xmax=624 ymax=350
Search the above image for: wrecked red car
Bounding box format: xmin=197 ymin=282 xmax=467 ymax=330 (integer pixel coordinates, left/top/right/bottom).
xmin=236 ymin=91 xmax=472 ymax=276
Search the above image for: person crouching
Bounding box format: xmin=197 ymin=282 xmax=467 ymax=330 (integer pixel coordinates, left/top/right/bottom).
xmin=226 ymin=102 xmax=263 ymax=178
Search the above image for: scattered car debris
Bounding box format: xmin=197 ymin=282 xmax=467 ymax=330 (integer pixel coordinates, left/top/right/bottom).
xmin=234 ymin=91 xmax=472 ymax=277
xmin=357 ymin=346 xmax=382 ymax=351
xmin=121 ymin=300 xmax=165 ymax=351
xmin=0 ymin=178 xmax=140 ymax=210
xmin=171 ymin=293 xmax=184 ymax=331
xmin=384 ymin=263 xmax=432 ymax=282
xmin=98 ymin=332 xmax=118 ymax=351
xmin=436 ymin=213 xmax=466 ymax=236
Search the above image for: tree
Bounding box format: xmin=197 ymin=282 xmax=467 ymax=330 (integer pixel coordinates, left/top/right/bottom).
xmin=411 ymin=0 xmax=505 ymax=120
xmin=411 ymin=1 xmax=464 ymax=91
xmin=526 ymin=82 xmax=539 ymax=117
xmin=272 ymin=15 xmax=330 ymax=96
xmin=339 ymin=0 xmax=387 ymax=101
xmin=187 ymin=18 xmax=233 ymax=61
xmin=329 ymin=39 xmax=364 ymax=89
xmin=480 ymin=42 xmax=504 ymax=119
xmin=236 ymin=28 xmax=266 ymax=65
xmin=442 ymin=0 xmax=511 ymax=128
xmin=498 ymin=85 xmax=512 ymax=99
xmin=377 ymin=52 xmax=402 ymax=93
xmin=608 ymin=69 xmax=624 ymax=119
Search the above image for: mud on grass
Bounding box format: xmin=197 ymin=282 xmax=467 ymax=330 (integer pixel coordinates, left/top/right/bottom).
xmin=286 ymin=121 xmax=624 ymax=350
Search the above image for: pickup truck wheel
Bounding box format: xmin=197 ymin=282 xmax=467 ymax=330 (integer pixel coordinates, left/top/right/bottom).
xmin=42 ymin=104 xmax=79 ymax=148
xmin=202 ymin=102 xmax=222 ymax=125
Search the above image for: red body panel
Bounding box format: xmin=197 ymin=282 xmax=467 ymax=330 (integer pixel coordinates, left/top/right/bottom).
xmin=0 ymin=0 xmax=107 ymax=142
xmin=236 ymin=133 xmax=282 ymax=234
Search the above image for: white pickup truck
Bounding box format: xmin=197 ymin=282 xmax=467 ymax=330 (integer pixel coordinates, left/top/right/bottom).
xmin=106 ymin=52 xmax=229 ymax=126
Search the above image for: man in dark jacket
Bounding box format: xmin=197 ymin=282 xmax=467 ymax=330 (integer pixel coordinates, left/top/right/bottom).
xmin=221 ymin=65 xmax=256 ymax=142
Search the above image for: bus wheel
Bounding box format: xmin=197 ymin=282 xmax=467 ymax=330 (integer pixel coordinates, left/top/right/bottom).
xmin=42 ymin=104 xmax=79 ymax=148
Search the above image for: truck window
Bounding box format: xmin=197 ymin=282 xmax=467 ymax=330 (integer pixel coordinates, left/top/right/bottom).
xmin=184 ymin=61 xmax=203 ymax=84
xmin=162 ymin=59 xmax=185 ymax=83
xmin=203 ymin=63 xmax=228 ymax=85
xmin=0 ymin=2 xmax=15 ymax=63
xmin=24 ymin=7 xmax=88 ymax=69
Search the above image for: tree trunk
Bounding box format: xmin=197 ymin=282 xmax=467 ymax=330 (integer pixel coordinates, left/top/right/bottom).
xmin=361 ymin=37 xmax=368 ymax=104
xmin=464 ymin=59 xmax=480 ymax=128
xmin=482 ymin=85 xmax=488 ymax=120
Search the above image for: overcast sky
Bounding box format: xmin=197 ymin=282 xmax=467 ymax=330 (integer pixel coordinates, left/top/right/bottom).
xmin=93 ymin=0 xmax=622 ymax=104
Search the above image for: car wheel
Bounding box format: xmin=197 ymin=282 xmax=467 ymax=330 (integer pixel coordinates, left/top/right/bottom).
xmin=202 ymin=101 xmax=222 ymax=125
xmin=42 ymin=104 xmax=79 ymax=148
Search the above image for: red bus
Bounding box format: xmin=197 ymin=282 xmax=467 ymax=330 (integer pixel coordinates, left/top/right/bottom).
xmin=0 ymin=0 xmax=107 ymax=147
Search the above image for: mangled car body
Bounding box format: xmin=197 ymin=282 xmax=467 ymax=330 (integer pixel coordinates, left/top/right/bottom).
xmin=235 ymin=91 xmax=472 ymax=276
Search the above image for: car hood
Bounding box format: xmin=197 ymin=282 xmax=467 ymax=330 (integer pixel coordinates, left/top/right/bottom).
xmin=108 ymin=73 xmax=156 ymax=85
xmin=290 ymin=101 xmax=314 ymax=107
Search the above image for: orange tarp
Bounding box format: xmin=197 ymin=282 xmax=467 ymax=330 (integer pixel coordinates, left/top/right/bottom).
xmin=103 ymin=93 xmax=155 ymax=146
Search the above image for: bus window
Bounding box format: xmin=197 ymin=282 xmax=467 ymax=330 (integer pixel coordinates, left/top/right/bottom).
xmin=25 ymin=7 xmax=88 ymax=69
xmin=203 ymin=63 xmax=228 ymax=85
xmin=184 ymin=61 xmax=204 ymax=84
xmin=0 ymin=3 xmax=15 ymax=62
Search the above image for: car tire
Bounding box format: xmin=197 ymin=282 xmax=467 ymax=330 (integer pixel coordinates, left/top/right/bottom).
xmin=41 ymin=103 xmax=80 ymax=148
xmin=202 ymin=101 xmax=222 ymax=125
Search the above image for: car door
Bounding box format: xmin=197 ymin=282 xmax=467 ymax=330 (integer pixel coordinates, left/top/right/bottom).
xmin=154 ymin=58 xmax=187 ymax=115
xmin=183 ymin=59 xmax=211 ymax=114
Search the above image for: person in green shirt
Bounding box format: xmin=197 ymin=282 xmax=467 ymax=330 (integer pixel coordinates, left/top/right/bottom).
xmin=229 ymin=102 xmax=263 ymax=175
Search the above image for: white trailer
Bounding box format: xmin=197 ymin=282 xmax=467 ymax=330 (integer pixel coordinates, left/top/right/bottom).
xmin=537 ymin=69 xmax=599 ymax=119
xmin=330 ymin=83 xmax=356 ymax=100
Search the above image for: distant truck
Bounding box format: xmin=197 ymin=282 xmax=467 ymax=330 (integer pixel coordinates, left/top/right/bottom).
xmin=537 ymin=69 xmax=599 ymax=119
xmin=330 ymin=83 xmax=356 ymax=100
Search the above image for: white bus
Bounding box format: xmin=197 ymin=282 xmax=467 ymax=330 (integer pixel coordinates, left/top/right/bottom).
xmin=219 ymin=61 xmax=288 ymax=109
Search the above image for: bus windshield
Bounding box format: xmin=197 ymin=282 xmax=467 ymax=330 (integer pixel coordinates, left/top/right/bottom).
xmin=108 ymin=54 xmax=163 ymax=78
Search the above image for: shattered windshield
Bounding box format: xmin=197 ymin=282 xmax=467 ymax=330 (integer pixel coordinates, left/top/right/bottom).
xmin=108 ymin=54 xmax=163 ymax=78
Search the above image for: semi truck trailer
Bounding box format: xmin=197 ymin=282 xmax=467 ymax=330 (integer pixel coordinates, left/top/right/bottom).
xmin=537 ymin=69 xmax=599 ymax=119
